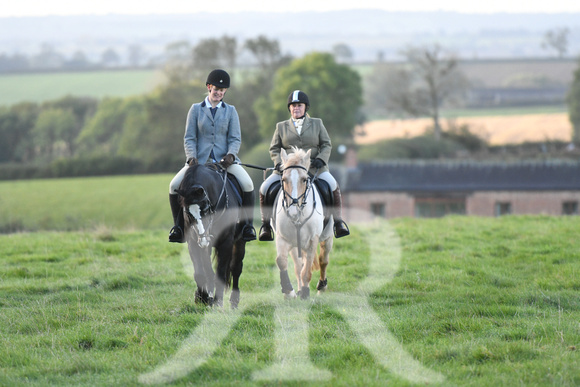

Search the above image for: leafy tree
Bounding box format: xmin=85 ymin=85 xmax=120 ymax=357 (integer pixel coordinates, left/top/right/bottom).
xmin=192 ymin=36 xmax=238 ymax=81
xmin=541 ymin=28 xmax=570 ymax=59
xmin=371 ymin=44 xmax=469 ymax=140
xmin=43 ymin=96 xmax=98 ymax=156
xmin=256 ymin=52 xmax=362 ymax=144
xmin=567 ymin=58 xmax=580 ymax=144
xmin=123 ymin=82 xmax=207 ymax=168
xmin=76 ymin=97 xmax=129 ymax=156
xmin=33 ymin=108 xmax=76 ymax=162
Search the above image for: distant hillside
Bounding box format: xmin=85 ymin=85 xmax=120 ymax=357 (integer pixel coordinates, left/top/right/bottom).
xmin=1 ymin=11 xmax=580 ymax=63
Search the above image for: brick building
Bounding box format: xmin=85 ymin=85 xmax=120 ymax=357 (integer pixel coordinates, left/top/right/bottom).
xmin=333 ymin=160 xmax=580 ymax=221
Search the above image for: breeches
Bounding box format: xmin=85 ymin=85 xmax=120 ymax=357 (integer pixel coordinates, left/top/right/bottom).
xmin=169 ymin=163 xmax=254 ymax=194
xmin=259 ymin=171 xmax=337 ymax=195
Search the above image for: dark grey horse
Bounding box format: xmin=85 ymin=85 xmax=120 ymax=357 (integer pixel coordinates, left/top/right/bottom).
xmin=176 ymin=162 xmax=246 ymax=308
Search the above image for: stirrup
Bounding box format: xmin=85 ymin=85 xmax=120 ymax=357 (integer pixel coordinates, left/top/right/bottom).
xmin=242 ymin=225 xmax=257 ymax=242
xmin=169 ymin=226 xmax=185 ymax=243
xmin=259 ymin=224 xmax=274 ymax=241
xmin=333 ymin=221 xmax=350 ymax=238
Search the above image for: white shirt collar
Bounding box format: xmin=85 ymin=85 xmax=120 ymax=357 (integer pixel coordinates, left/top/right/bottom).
xmin=204 ymin=97 xmax=224 ymax=108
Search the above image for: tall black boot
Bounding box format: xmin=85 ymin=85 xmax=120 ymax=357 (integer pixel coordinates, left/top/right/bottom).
xmin=169 ymin=193 xmax=185 ymax=243
xmin=258 ymin=192 xmax=274 ymax=241
xmin=332 ymin=187 xmax=350 ymax=238
xmin=240 ymin=191 xmax=257 ymax=242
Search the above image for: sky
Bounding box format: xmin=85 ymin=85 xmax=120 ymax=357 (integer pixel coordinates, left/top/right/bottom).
xmin=2 ymin=0 xmax=580 ymax=17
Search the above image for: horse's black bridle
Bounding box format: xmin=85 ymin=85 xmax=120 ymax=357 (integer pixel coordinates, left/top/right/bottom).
xmin=183 ymin=165 xmax=230 ymax=248
xmin=280 ymin=164 xmax=320 ymax=261
xmin=281 ymin=165 xmax=313 ymax=216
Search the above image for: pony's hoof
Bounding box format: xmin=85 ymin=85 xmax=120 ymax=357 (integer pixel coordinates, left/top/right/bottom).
xmin=300 ymin=286 xmax=310 ymax=300
xmin=230 ymin=290 xmax=240 ymax=309
xmin=284 ymin=290 xmax=297 ymax=299
xmin=316 ymin=278 xmax=328 ymax=294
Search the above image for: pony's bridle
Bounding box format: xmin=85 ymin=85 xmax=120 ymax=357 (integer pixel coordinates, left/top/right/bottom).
xmin=184 ymin=167 xmax=229 ymax=248
xmin=281 ymin=165 xmax=314 ymax=221
xmin=281 ymin=164 xmax=319 ymax=261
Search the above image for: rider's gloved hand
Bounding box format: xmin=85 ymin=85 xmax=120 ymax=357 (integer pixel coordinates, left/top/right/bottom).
xmin=187 ymin=157 xmax=198 ymax=166
xmin=219 ymin=154 xmax=235 ymax=169
xmin=311 ymin=158 xmax=325 ymax=169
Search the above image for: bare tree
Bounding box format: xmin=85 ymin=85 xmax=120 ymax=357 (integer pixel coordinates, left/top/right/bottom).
xmin=381 ymin=44 xmax=469 ymax=140
xmin=541 ymin=28 xmax=570 ymax=58
xmin=332 ymin=43 xmax=354 ymax=63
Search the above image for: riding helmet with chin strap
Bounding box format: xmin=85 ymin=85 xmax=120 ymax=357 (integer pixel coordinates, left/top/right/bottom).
xmin=206 ymin=69 xmax=230 ymax=88
xmin=287 ymin=90 xmax=310 ymax=112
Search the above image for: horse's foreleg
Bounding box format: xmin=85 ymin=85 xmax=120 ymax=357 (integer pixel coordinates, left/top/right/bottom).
xmin=316 ymin=237 xmax=333 ymax=293
xmin=276 ymin=242 xmax=295 ymax=298
xmin=229 ymin=239 xmax=245 ymax=309
xmin=299 ymin=238 xmax=319 ymax=300
xmin=289 ymin=247 xmax=303 ymax=290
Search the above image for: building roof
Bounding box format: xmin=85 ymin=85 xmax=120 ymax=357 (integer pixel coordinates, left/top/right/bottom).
xmin=339 ymin=160 xmax=580 ymax=192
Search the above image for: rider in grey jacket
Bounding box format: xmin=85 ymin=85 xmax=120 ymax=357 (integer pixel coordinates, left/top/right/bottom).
xmin=168 ymin=69 xmax=257 ymax=243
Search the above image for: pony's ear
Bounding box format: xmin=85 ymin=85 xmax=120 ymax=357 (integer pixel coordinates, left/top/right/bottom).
xmin=175 ymin=188 xmax=185 ymax=197
xmin=281 ymin=148 xmax=288 ymax=164
xmin=304 ymin=149 xmax=312 ymax=166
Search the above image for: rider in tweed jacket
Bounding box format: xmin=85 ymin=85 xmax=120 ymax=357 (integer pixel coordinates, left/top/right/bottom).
xmin=258 ymin=90 xmax=350 ymax=241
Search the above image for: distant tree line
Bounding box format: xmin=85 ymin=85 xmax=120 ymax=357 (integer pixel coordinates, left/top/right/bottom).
xmin=0 ymin=35 xmax=364 ymax=180
xmin=2 ymin=35 xmax=579 ymax=181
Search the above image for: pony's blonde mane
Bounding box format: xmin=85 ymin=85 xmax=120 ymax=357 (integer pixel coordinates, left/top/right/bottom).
xmin=284 ymin=146 xmax=308 ymax=167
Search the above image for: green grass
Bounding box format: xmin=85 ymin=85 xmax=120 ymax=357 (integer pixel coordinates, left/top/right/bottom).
xmin=0 ymin=174 xmax=173 ymax=232
xmin=0 ymin=175 xmax=578 ymax=385
xmin=0 ymin=69 xmax=165 ymax=106
xmin=0 ymin=215 xmax=579 ymax=386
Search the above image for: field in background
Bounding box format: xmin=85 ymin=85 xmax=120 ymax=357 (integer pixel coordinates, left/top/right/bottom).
xmin=357 ymin=112 xmax=572 ymax=145
xmin=0 ymin=69 xmax=165 ymax=106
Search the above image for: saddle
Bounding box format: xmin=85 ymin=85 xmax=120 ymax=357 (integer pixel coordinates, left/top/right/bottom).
xmin=206 ymin=163 xmax=243 ymax=206
xmin=265 ymin=177 xmax=333 ymax=226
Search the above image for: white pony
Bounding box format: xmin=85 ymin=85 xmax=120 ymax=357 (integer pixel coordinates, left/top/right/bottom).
xmin=273 ymin=147 xmax=334 ymax=299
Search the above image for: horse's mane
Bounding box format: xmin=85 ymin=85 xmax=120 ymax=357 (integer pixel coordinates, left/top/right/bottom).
xmin=284 ymin=146 xmax=308 ymax=167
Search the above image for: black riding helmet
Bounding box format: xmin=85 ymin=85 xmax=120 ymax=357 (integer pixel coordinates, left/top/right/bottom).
xmin=287 ymin=90 xmax=310 ymax=112
xmin=206 ymin=69 xmax=230 ymax=88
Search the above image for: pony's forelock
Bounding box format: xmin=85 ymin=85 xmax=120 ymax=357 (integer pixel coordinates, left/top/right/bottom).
xmin=284 ymin=146 xmax=308 ymax=167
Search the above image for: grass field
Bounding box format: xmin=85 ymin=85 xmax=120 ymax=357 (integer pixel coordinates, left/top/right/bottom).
xmin=0 ymin=217 xmax=578 ymax=386
xmin=0 ymin=174 xmax=579 ymax=386
xmin=0 ymin=69 xmax=165 ymax=106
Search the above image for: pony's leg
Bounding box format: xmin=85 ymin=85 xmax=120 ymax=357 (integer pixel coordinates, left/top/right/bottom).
xmin=188 ymin=242 xmax=210 ymax=304
xmin=289 ymin=247 xmax=303 ymax=291
xmin=229 ymin=239 xmax=246 ymax=309
xmin=316 ymin=236 xmax=333 ymax=294
xmin=299 ymin=237 xmax=319 ymax=300
xmin=276 ymin=240 xmax=296 ymax=298
xmin=213 ymin=236 xmax=235 ymax=308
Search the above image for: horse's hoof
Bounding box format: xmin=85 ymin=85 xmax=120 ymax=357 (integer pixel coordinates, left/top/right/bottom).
xmin=284 ymin=290 xmax=297 ymax=299
xmin=316 ymin=278 xmax=328 ymax=293
xmin=230 ymin=290 xmax=240 ymax=309
xmin=300 ymin=286 xmax=310 ymax=300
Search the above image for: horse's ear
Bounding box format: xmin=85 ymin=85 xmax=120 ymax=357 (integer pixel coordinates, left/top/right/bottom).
xmin=281 ymin=148 xmax=288 ymax=164
xmin=304 ymin=149 xmax=312 ymax=166
xmin=175 ymin=188 xmax=185 ymax=197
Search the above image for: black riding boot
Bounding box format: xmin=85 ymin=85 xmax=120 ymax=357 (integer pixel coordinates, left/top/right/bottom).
xmin=169 ymin=193 xmax=185 ymax=243
xmin=332 ymin=187 xmax=350 ymax=238
xmin=258 ymin=192 xmax=274 ymax=241
xmin=240 ymin=191 xmax=257 ymax=241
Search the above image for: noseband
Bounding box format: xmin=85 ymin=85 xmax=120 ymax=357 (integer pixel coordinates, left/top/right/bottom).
xmin=281 ymin=165 xmax=311 ymax=213
xmin=183 ymin=167 xmax=229 ymax=248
